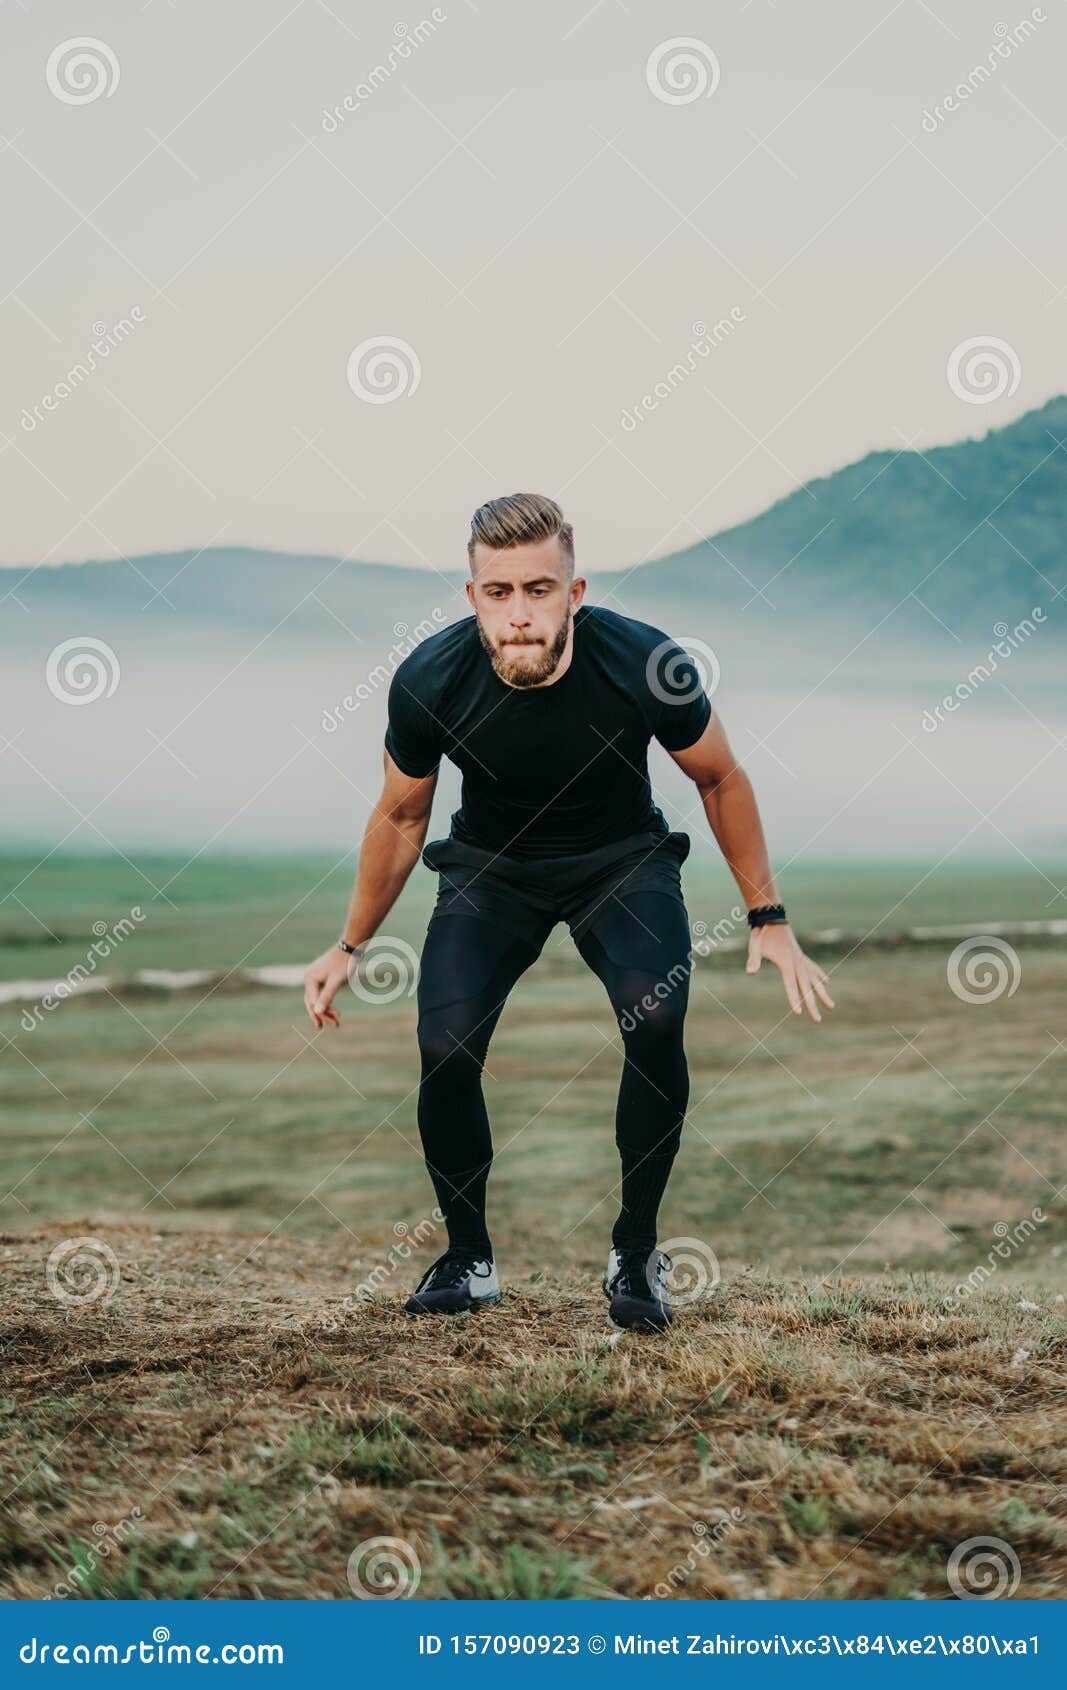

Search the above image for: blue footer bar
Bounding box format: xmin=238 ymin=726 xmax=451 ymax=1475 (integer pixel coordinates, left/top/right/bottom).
xmin=2 ymin=1600 xmax=1063 ymax=1684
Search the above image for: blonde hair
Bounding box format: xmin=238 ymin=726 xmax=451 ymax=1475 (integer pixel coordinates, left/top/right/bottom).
xmin=467 ymin=493 xmax=574 ymax=572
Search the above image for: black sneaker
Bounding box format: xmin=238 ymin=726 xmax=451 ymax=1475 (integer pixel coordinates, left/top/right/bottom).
xmin=603 ymin=1246 xmax=673 ymax=1331
xmin=405 ymin=1249 xmax=500 ymax=1316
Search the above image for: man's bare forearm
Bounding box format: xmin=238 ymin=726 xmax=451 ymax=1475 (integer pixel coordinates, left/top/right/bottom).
xmin=340 ymin=803 xmax=431 ymax=947
xmin=697 ymin=767 xmax=780 ymax=910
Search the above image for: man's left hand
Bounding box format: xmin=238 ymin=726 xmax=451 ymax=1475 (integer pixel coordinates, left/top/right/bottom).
xmin=745 ymin=924 xmax=835 ymax=1023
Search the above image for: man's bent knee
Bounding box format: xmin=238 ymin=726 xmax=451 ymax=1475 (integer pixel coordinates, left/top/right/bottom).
xmin=417 ymin=1021 xmax=484 ymax=1080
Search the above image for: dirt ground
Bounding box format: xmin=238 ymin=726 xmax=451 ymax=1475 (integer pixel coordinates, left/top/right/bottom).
xmin=2 ymin=1223 xmax=1064 ymax=1601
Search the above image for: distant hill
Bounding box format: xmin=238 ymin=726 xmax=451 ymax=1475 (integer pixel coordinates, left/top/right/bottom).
xmin=0 ymin=400 xmax=1063 ymax=856
xmin=2 ymin=396 xmax=1064 ymax=640
xmin=0 ymin=547 xmax=469 ymax=642
xmin=643 ymin=395 xmax=1067 ymax=629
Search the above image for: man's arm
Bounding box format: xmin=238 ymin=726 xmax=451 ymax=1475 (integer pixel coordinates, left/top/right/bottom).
xmin=303 ymin=750 xmax=437 ymax=1030
xmin=668 ymin=713 xmax=834 ymax=1024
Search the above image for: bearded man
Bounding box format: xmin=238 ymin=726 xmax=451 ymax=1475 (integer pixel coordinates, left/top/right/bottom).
xmin=304 ymin=493 xmax=832 ymax=1329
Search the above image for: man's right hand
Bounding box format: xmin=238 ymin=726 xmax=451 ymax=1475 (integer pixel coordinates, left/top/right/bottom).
xmin=303 ymin=946 xmax=353 ymax=1030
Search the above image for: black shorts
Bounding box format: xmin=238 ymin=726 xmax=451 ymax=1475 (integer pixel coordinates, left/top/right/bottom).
xmin=421 ymin=829 xmax=691 ymax=954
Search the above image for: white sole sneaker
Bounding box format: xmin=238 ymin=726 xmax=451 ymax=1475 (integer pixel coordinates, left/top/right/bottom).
xmin=405 ymin=1253 xmax=501 ymax=1316
xmin=603 ymin=1246 xmax=673 ymax=1331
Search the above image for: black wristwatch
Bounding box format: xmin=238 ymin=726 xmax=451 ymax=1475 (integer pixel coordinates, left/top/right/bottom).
xmin=747 ymin=903 xmax=787 ymax=929
xmin=337 ymin=939 xmax=364 ymax=955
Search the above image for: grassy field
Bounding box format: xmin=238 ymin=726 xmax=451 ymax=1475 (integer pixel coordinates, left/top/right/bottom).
xmin=0 ymin=855 xmax=1064 ymax=1599
xmin=0 ymin=851 xmax=1060 ymax=981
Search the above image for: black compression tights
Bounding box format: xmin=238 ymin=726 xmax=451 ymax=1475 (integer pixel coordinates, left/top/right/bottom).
xmin=415 ymin=895 xmax=691 ymax=1258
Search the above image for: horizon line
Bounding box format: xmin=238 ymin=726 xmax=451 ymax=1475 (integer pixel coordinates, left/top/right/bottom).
xmin=5 ymin=389 xmax=1062 ymax=578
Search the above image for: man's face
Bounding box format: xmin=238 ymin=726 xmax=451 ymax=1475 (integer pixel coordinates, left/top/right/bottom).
xmin=467 ymin=536 xmax=586 ymax=688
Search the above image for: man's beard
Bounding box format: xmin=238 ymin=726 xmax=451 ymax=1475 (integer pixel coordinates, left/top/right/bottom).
xmin=476 ymin=606 xmax=571 ymax=688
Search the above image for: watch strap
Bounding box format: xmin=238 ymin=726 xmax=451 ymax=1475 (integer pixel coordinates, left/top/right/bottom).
xmin=747 ymin=903 xmax=787 ymax=929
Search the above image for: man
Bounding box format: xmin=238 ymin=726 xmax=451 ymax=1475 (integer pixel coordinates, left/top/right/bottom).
xmin=304 ymin=494 xmax=833 ymax=1330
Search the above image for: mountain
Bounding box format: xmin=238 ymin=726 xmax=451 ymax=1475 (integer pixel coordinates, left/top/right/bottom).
xmin=2 ymin=396 xmax=1065 ymax=643
xmin=0 ymin=401 xmax=1063 ymax=857
xmin=643 ymin=395 xmax=1067 ymax=630
xmin=0 ymin=547 xmax=469 ymax=642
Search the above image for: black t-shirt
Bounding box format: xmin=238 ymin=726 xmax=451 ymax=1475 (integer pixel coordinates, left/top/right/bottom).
xmin=384 ymin=604 xmax=711 ymax=859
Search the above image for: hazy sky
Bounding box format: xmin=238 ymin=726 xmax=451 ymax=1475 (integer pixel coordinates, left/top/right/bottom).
xmin=4 ymin=0 xmax=1065 ymax=573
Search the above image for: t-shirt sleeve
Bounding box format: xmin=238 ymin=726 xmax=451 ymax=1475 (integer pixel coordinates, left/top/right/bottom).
xmin=384 ymin=660 xmax=444 ymax=778
xmin=646 ymin=636 xmax=713 ymax=752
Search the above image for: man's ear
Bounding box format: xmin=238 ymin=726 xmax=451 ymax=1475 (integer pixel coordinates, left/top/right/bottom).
xmin=570 ymin=575 xmax=587 ymax=609
xmin=465 ymin=577 xmax=476 ymax=608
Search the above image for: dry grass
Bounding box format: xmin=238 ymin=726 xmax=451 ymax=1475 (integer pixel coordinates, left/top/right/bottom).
xmin=2 ymin=1224 xmax=1064 ymax=1601
xmin=2 ymin=862 xmax=1065 ymax=1600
